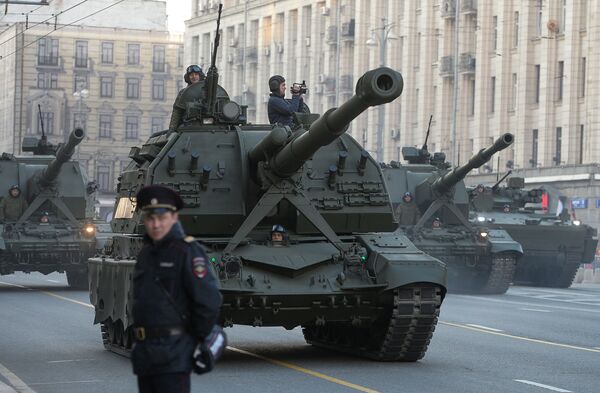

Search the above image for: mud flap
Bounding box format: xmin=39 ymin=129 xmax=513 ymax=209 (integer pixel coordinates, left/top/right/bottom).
xmin=487 ymin=229 xmax=523 ymax=256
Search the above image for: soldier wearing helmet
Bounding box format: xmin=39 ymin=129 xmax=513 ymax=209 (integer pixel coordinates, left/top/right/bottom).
xmin=168 ymin=65 xmax=205 ymax=134
xmin=395 ymin=192 xmax=421 ymax=226
xmin=267 ymin=75 xmax=304 ymax=126
xmin=270 ymin=224 xmax=287 ymax=246
xmin=0 ymin=185 xmax=29 ymax=222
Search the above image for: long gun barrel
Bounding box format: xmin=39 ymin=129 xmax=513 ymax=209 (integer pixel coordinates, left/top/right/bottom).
xmin=432 ymin=133 xmax=514 ymax=194
xmin=39 ymin=128 xmax=85 ymax=187
xmin=266 ymin=67 xmax=403 ymax=178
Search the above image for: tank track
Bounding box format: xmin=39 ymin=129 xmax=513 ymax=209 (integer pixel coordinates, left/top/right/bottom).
xmin=100 ymin=319 xmax=133 ymax=358
xmin=302 ymin=284 xmax=443 ymax=361
xmin=479 ymin=254 xmax=516 ymax=294
xmin=535 ymin=262 xmax=580 ymax=288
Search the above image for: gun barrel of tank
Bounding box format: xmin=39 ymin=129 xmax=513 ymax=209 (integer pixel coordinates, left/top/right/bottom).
xmin=270 ymin=67 xmax=404 ymax=178
xmin=433 ymin=133 xmax=514 ymax=194
xmin=39 ymin=128 xmax=85 ymax=185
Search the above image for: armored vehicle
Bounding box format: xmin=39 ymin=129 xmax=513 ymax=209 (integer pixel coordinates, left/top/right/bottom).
xmin=470 ymin=177 xmax=598 ymax=288
xmin=88 ymin=6 xmax=446 ymax=362
xmin=383 ymin=135 xmax=523 ymax=294
xmin=0 ymin=128 xmax=97 ymax=288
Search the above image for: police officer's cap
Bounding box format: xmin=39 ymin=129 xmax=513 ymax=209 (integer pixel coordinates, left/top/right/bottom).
xmin=136 ymin=185 xmax=184 ymax=214
xmin=269 ymin=75 xmax=285 ymax=92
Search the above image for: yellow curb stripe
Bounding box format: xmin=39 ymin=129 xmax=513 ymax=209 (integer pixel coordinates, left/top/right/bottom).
xmin=227 ymin=346 xmax=380 ymax=393
xmin=441 ymin=321 xmax=600 ymax=353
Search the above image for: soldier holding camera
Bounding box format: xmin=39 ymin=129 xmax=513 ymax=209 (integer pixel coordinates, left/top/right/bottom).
xmin=267 ymin=75 xmax=305 ymax=126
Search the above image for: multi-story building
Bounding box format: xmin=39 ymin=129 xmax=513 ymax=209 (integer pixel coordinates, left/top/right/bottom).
xmin=186 ymin=0 xmax=600 ymax=230
xmin=0 ymin=1 xmax=183 ymax=219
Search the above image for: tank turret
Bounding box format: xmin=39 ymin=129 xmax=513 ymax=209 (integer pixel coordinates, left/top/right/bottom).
xmin=37 ymin=128 xmax=85 ymax=187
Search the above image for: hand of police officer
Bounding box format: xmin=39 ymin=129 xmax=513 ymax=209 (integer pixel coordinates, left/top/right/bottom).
xmin=192 ymin=325 xmax=227 ymax=375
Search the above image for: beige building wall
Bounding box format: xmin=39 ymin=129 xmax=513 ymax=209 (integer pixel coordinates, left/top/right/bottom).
xmin=0 ymin=23 xmax=183 ymax=197
xmin=186 ymin=0 xmax=598 ymax=169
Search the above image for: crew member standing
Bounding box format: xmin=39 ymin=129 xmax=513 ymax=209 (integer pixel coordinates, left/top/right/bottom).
xmin=267 ymin=75 xmax=303 ymax=126
xmin=395 ymin=192 xmax=421 ymax=226
xmin=168 ymin=65 xmax=205 ymax=133
xmin=131 ymin=185 xmax=222 ymax=393
xmin=0 ymin=185 xmax=29 ymax=222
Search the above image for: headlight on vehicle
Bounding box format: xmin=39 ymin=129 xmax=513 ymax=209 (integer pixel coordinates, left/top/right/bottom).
xmin=573 ymin=220 xmax=581 ymax=226
xmin=477 ymin=216 xmax=486 ymax=223
xmin=82 ymin=224 xmax=96 ymax=237
xmin=478 ymin=229 xmax=489 ymax=242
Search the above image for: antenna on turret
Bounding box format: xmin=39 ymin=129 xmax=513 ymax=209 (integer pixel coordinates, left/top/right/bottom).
xmin=205 ymin=3 xmax=223 ymax=115
xmin=492 ymin=170 xmax=512 ymax=191
xmin=422 ymin=114 xmax=433 ymax=151
xmin=37 ymin=104 xmax=46 ymax=143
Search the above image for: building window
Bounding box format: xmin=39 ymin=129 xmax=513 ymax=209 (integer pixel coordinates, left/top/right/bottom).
xmin=38 ymin=38 xmax=59 ymax=66
xmin=556 ymin=61 xmax=564 ymax=101
xmin=99 ymin=114 xmax=112 ymax=138
xmin=125 ymin=116 xmax=139 ymax=140
xmin=510 ymin=73 xmax=518 ymax=111
xmin=101 ymin=42 xmax=114 ymax=64
xmin=490 ymin=76 xmax=496 ymax=113
xmin=579 ymin=57 xmax=586 ymax=98
xmin=530 ymin=129 xmax=538 ymax=168
xmin=100 ymin=77 xmax=113 ymax=98
xmin=414 ymin=88 xmax=419 ymax=124
xmin=415 ymin=32 xmax=421 ymax=68
xmin=37 ymin=72 xmax=58 ymax=89
xmin=74 ymin=74 xmax=87 ymax=93
xmin=96 ymin=164 xmax=112 ymax=192
xmin=492 ymin=16 xmax=498 ymax=50
xmin=37 ymin=111 xmax=54 ymax=135
xmin=73 ymin=112 xmax=86 ymax=130
xmin=152 ymin=79 xmax=165 ymax=100
xmin=191 ymin=36 xmax=199 ymax=62
xmin=561 ymin=0 xmax=567 ymax=32
xmin=176 ymin=79 xmax=184 ymax=93
xmin=579 ymin=124 xmax=584 ymax=164
xmin=554 ymin=127 xmax=562 ymax=165
xmin=533 ymin=64 xmax=541 ymax=103
xmin=128 ymin=44 xmax=140 ymax=65
xmin=536 ymin=0 xmax=543 ymax=36
xmin=151 ymin=117 xmax=164 ymax=133
xmin=126 ymin=78 xmax=140 ymax=99
xmin=513 ymin=12 xmax=519 ymax=48
xmin=75 ymin=40 xmax=88 ymax=68
xmin=153 ymin=45 xmax=166 ymax=72
xmin=581 ymin=0 xmax=587 ymax=30
xmin=177 ymin=45 xmax=184 ymax=68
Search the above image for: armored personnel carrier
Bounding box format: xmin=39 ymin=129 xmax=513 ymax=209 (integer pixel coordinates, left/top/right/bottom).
xmin=88 ymin=6 xmax=446 ymax=362
xmin=383 ymin=135 xmax=522 ymax=294
xmin=470 ymin=177 xmax=598 ymax=288
xmin=0 ymin=128 xmax=97 ymax=288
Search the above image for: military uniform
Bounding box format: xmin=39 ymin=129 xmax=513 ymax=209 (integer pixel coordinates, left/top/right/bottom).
xmin=0 ymin=188 xmax=28 ymax=222
xmin=132 ymin=186 xmax=222 ymax=393
xmin=395 ymin=201 xmax=421 ymax=226
xmin=168 ymin=88 xmax=186 ymax=133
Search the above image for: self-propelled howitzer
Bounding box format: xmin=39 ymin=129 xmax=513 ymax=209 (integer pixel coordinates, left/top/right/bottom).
xmin=36 ymin=128 xmax=84 ymax=188
xmin=89 ymin=66 xmax=447 ymax=362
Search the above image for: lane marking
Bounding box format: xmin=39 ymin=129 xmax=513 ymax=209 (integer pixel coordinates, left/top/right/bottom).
xmin=45 ymin=280 xmax=60 ymax=284
xmin=227 ymin=346 xmax=380 ymax=393
xmin=465 ymin=324 xmax=504 ymax=332
xmin=47 ymin=359 xmax=94 ymax=364
xmin=0 ymin=363 xmax=35 ymax=393
xmin=28 ymin=380 xmax=102 ymax=386
xmin=0 ymin=282 xmax=27 ymax=289
xmin=514 ymin=379 xmax=572 ymax=392
xmin=453 ymin=294 xmax=600 ymax=314
xmin=442 ymin=321 xmax=600 ymax=353
xmin=0 ymin=380 xmax=17 ymax=393
xmin=40 ymin=291 xmax=94 ymax=309
xmin=520 ymin=308 xmax=552 ymax=313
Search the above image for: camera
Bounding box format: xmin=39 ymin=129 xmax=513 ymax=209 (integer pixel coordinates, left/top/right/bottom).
xmin=291 ymin=80 xmax=308 ymax=95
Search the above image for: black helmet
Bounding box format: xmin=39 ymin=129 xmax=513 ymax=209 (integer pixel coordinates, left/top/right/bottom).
xmin=184 ymin=64 xmax=204 ymax=85
xmin=268 ymin=75 xmax=285 ymax=92
xmin=403 ymin=192 xmax=412 ymax=198
xmin=9 ymin=185 xmax=20 ymax=195
xmin=271 ymin=224 xmax=286 ymax=234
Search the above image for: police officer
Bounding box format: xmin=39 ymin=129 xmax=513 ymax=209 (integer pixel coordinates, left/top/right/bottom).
xmin=131 ymin=185 xmax=222 ymax=393
xmin=267 ymin=75 xmax=303 ymax=126
xmin=168 ymin=65 xmax=205 ymax=134
xmin=0 ymin=185 xmax=29 ymax=222
xmin=395 ymin=192 xmax=421 ymax=226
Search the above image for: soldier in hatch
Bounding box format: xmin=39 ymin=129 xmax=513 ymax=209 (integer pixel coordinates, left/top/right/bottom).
xmin=0 ymin=185 xmax=29 ymax=222
xmin=395 ymin=192 xmax=421 ymax=226
xmin=168 ymin=65 xmax=205 ymax=134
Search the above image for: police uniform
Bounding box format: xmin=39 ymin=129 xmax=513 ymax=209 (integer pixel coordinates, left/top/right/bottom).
xmin=131 ymin=185 xmax=222 ymax=393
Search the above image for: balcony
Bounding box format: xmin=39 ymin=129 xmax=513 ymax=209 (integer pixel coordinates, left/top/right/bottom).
xmin=37 ymin=55 xmax=62 ymax=69
xmin=458 ymin=53 xmax=476 ymax=73
xmin=461 ymin=0 xmax=477 ymax=14
xmin=439 ymin=56 xmax=454 ymax=77
xmin=440 ymin=0 xmax=456 ymax=18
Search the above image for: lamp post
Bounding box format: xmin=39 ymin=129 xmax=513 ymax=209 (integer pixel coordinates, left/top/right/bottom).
xmin=366 ymin=18 xmax=395 ymax=162
xmin=73 ymin=88 xmax=88 ymax=159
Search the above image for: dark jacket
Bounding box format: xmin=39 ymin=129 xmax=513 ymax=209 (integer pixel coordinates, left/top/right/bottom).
xmin=0 ymin=194 xmax=28 ymax=222
xmin=395 ymin=201 xmax=421 ymax=226
xmin=131 ymin=222 xmax=222 ymax=376
xmin=267 ymin=93 xmax=303 ymax=126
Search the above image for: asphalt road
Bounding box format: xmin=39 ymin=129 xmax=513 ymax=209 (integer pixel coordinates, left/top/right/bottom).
xmin=0 ymin=272 xmax=598 ymax=393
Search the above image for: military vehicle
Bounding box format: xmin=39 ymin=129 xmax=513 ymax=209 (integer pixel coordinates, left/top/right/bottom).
xmin=383 ymin=133 xmax=523 ymax=294
xmin=0 ymin=128 xmax=97 ymax=288
xmin=88 ymin=5 xmax=447 ymax=362
xmin=470 ymin=177 xmax=598 ymax=288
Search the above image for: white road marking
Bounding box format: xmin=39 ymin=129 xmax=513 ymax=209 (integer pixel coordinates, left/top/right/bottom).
xmin=46 ymin=359 xmax=94 ymax=364
xmin=520 ymin=308 xmax=552 ymax=313
xmin=27 ymin=380 xmax=102 ymax=386
xmin=0 ymin=363 xmax=35 ymax=393
xmin=455 ymin=294 xmax=600 ymax=314
xmin=465 ymin=324 xmax=504 ymax=332
xmin=0 ymin=282 xmax=27 ymax=289
xmin=0 ymin=380 xmax=17 ymax=393
xmin=45 ymin=279 xmax=60 ymax=283
xmin=514 ymin=379 xmax=572 ymax=392
xmin=594 ymin=347 xmax=600 ymax=350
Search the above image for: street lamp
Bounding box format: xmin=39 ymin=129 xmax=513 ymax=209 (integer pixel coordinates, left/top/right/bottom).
xmin=366 ymin=18 xmax=396 ymax=162
xmin=73 ymin=88 xmax=88 ymax=158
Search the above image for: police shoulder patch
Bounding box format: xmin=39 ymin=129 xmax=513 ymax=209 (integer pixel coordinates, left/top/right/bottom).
xmin=192 ymin=256 xmax=207 ymax=279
